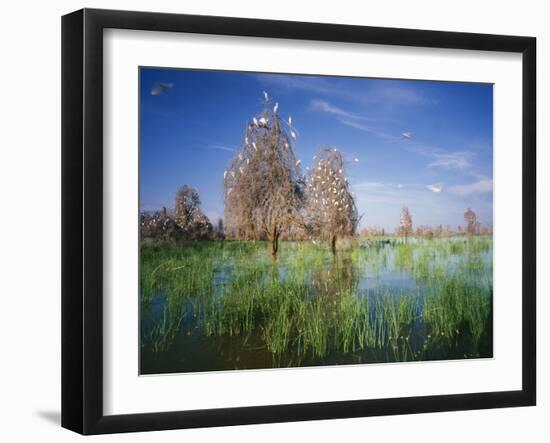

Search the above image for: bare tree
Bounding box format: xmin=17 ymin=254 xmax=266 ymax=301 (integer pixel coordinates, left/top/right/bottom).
xmin=174 ymin=186 xmax=200 ymax=228
xmin=174 ymin=185 xmax=212 ymax=240
xmin=305 ymin=148 xmax=358 ymax=254
xmin=224 ymin=94 xmax=304 ymax=258
xmin=464 ymin=208 xmax=479 ymax=236
xmin=398 ymin=207 xmax=413 ymax=241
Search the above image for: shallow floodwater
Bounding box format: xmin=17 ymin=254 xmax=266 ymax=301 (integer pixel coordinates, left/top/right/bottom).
xmin=140 ymin=237 xmax=493 ymax=374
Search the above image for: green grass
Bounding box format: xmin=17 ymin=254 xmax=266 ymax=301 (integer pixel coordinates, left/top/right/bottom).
xmin=140 ymin=236 xmax=493 ymax=368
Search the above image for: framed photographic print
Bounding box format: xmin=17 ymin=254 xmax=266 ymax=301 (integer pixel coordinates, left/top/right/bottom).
xmin=62 ymin=8 xmax=536 ymax=434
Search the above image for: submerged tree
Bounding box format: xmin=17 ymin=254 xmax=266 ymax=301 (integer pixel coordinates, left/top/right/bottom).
xmin=464 ymin=208 xmax=479 ymax=236
xmin=224 ymin=93 xmax=304 ymax=258
xmin=398 ymin=207 xmax=413 ymax=242
xmin=174 ymin=185 xmax=212 ymax=240
xmin=305 ymin=148 xmax=358 ymax=255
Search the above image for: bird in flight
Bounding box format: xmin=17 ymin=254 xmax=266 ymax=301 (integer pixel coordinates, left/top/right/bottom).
xmin=150 ymin=82 xmax=173 ymax=96
xmin=401 ymin=132 xmax=413 ymax=140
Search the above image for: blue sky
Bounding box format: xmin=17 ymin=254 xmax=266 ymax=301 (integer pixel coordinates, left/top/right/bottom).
xmin=140 ymin=68 xmax=493 ymax=231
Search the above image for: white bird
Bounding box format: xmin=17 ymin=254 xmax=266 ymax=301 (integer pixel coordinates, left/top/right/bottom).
xmin=239 ymin=167 xmax=244 ymax=174
xmin=333 ymin=148 xmax=337 ymax=152
xmin=252 ymin=142 xmax=257 ymax=151
xmin=284 ymin=142 xmax=289 ymax=149
xmin=290 ymin=130 xmax=297 ymax=140
xmin=401 ymin=132 xmax=413 ymax=140
xmin=238 ymin=153 xmax=243 ymax=160
xmin=354 ymin=158 xmax=359 ymax=162
xmin=246 ymin=158 xmax=250 ymax=165
xmin=245 ymin=136 xmax=248 ymax=145
xmin=253 ymin=117 xmax=259 ymax=126
xmin=273 ymin=102 xmax=279 ymax=113
xmin=263 ymin=91 xmax=269 ymax=102
xmin=296 ymin=160 xmax=302 ymax=166
xmin=223 ymin=171 xmax=227 ymax=179
xmin=258 ymin=117 xmax=268 ymax=126
xmin=288 ymin=115 xmax=292 ymax=126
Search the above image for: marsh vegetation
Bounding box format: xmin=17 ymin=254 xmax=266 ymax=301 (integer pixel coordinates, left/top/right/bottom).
xmin=140 ymin=236 xmax=492 ymax=373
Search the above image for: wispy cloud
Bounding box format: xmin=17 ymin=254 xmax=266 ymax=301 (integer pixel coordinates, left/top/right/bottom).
xmin=208 ymin=145 xmax=235 ymax=153
xmin=256 ymin=75 xmax=335 ymax=96
xmin=354 ymin=181 xmax=397 ymax=190
xmin=352 ymin=180 xmax=436 ymax=207
xmin=427 ymin=151 xmax=472 ymax=171
xmin=366 ymin=85 xmax=432 ymax=106
xmin=310 ymin=99 xmax=374 ymax=121
xmin=257 ymin=75 xmax=433 ymax=107
xmin=311 ymin=99 xmax=397 ymax=140
xmin=449 ymin=179 xmax=493 ymax=196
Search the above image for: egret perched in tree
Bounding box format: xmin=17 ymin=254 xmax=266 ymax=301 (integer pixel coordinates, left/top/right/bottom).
xmin=258 ymin=117 xmax=268 ymax=127
xmin=224 ymin=92 xmax=304 ymax=258
xmin=305 ymin=147 xmax=359 ymax=255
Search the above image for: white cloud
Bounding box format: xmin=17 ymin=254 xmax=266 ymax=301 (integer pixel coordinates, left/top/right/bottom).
xmin=449 ymin=179 xmax=493 ymax=196
xmin=426 ymin=183 xmax=443 ymax=193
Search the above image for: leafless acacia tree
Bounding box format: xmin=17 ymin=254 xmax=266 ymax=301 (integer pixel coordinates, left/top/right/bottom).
xmin=174 ymin=185 xmax=212 ymax=240
xmin=305 ymin=148 xmax=358 ymax=254
xmin=223 ymin=95 xmax=304 ymax=258
xmin=464 ymin=208 xmax=479 ymax=236
xmin=398 ymin=207 xmax=413 ymax=241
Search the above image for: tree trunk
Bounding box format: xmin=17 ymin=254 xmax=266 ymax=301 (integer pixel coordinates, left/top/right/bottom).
xmin=271 ymin=227 xmax=279 ymax=259
xmin=331 ymin=235 xmax=337 ymax=255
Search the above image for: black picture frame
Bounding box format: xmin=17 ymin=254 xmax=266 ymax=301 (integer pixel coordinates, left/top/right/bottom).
xmin=62 ymin=8 xmax=536 ymax=435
